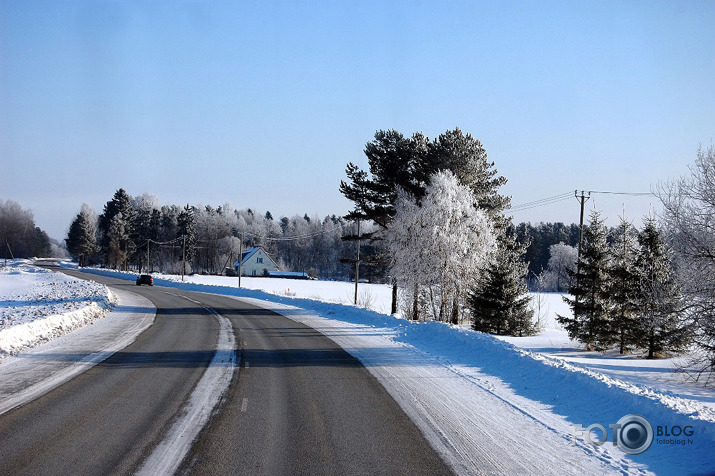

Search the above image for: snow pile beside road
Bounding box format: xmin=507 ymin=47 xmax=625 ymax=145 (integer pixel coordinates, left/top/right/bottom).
xmin=0 ymin=260 xmax=116 ymax=357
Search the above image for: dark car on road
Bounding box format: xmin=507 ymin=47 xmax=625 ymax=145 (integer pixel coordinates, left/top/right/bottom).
xmin=136 ymin=274 xmax=153 ymax=286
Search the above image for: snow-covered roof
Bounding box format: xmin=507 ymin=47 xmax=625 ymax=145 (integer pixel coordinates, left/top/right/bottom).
xmin=267 ymin=271 xmax=311 ymax=279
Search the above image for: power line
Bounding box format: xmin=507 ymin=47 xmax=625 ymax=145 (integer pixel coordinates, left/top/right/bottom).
xmin=588 ymin=190 xmax=654 ymax=197
xmin=506 ymin=190 xmax=655 ymax=214
xmin=506 ymin=192 xmax=573 ymax=212
xmin=237 ymin=224 xmax=344 ymax=242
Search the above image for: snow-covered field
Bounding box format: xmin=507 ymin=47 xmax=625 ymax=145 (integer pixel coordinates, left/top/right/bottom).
xmin=3 ymin=262 xmax=714 ymax=474
xmin=0 ymin=260 xmax=116 ymax=358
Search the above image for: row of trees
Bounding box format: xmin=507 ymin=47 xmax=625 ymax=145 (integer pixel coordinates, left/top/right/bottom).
xmin=0 ymin=200 xmax=59 ymax=259
xmin=341 ymin=128 xmax=534 ymax=335
xmin=65 ymin=190 xmax=371 ymax=279
xmin=557 ymin=212 xmax=687 ymax=358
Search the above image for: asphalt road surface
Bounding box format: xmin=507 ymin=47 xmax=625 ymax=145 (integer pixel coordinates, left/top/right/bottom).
xmin=0 ymin=268 xmax=452 ymax=475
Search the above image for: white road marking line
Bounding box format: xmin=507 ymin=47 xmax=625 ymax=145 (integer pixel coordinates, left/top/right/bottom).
xmin=136 ymin=302 xmax=238 ymax=476
xmin=241 ymin=398 xmax=249 ymax=412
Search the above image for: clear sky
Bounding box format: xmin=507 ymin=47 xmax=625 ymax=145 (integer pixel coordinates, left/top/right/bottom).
xmin=2 ymin=0 xmax=714 ymax=240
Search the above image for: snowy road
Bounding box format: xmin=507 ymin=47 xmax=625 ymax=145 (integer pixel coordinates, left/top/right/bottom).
xmin=0 ymin=276 xmax=224 ymax=475
xmin=3 ymin=264 xmax=713 ymax=475
xmin=0 ymin=269 xmax=450 ymax=475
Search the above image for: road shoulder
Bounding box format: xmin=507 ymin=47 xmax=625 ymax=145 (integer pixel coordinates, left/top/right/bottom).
xmin=0 ymin=288 xmax=155 ymax=415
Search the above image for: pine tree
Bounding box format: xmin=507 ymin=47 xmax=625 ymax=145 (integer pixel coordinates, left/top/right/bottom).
xmin=558 ymin=211 xmax=611 ymax=349
xmin=635 ymin=217 xmax=690 ymax=358
xmin=429 ymin=127 xmax=510 ymax=219
xmin=606 ymin=217 xmax=641 ymax=353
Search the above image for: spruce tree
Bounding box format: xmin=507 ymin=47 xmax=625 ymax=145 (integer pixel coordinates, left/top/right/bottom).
xmin=471 ymin=233 xmax=534 ymax=336
xmin=66 ymin=204 xmax=99 ymax=267
xmin=607 ymin=217 xmax=641 ymax=353
xmin=558 ymin=211 xmax=610 ymax=349
xmin=98 ymin=189 xmax=136 ymax=266
xmin=108 ymin=212 xmax=134 ymax=270
xmin=635 ymin=217 xmax=690 ymax=358
xmin=177 ymin=204 xmax=196 ymax=263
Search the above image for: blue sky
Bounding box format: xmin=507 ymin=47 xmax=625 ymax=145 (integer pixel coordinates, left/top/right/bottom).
xmin=1 ymin=1 xmax=714 ymax=239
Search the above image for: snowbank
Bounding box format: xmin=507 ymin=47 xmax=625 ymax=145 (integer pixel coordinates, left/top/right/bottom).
xmin=0 ymin=260 xmax=116 ymax=357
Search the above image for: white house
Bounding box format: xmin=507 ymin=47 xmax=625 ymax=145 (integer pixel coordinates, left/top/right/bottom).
xmin=233 ymin=246 xmax=279 ymax=277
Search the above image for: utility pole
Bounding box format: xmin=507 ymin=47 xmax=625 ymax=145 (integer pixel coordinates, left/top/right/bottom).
xmin=181 ymin=235 xmax=186 ymax=282
xmin=238 ymin=233 xmax=243 ymax=288
xmin=354 ymin=220 xmax=361 ymax=305
xmin=146 ymin=239 xmax=150 ymax=273
xmin=575 ymin=190 xmax=591 ymax=290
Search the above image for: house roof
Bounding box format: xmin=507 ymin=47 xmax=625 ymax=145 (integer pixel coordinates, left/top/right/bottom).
xmin=233 ymin=246 xmax=276 ymax=267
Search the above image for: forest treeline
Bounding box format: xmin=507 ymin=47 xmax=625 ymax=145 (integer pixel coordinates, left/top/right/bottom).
xmin=63 ymin=192 xmax=389 ymax=281
xmin=0 ymin=199 xmax=61 ymax=259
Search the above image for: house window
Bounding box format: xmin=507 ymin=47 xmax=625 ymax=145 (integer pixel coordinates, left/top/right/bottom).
xmin=252 ymin=269 xmax=257 ymax=276
xmin=257 ymin=257 xmax=263 ymax=264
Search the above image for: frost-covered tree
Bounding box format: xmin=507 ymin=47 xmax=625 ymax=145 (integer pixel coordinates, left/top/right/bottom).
xmin=65 ymin=204 xmax=99 ymax=267
xmin=659 ymin=145 xmax=715 ymax=381
xmin=0 ymin=200 xmax=50 ymax=258
xmin=635 ymin=216 xmax=690 ymax=359
xmin=341 ymin=128 xmax=510 ymax=314
xmin=386 ymin=171 xmax=496 ymax=322
xmin=607 ymin=217 xmax=641 ymax=354
xmin=540 ymin=243 xmax=577 ymax=292
xmin=558 ymin=211 xmax=611 ymax=349
xmin=429 ymin=128 xmax=509 ymax=219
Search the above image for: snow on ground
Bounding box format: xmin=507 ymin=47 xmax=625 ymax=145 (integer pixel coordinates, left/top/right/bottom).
xmin=0 ymin=288 xmax=154 ymax=415
xmin=124 ymin=269 xmax=715 ymax=411
xmin=497 ymin=293 xmax=715 ymax=413
xmin=77 ymin=267 xmax=715 ymax=475
xmin=147 ymin=271 xmax=397 ymax=314
xmin=0 ymin=260 xmax=116 ymax=358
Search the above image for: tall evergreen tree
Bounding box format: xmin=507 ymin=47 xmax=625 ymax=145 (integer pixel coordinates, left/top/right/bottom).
xmin=635 ymin=216 xmax=690 ymax=358
xmin=65 ymin=204 xmax=99 ymax=267
xmin=471 ymin=232 xmax=534 ymax=336
xmin=558 ymin=211 xmax=611 ymax=349
xmin=98 ymin=189 xmax=136 ymax=265
xmin=177 ymin=204 xmax=196 ymax=263
xmin=429 ymin=127 xmax=509 ymax=219
xmin=606 ymin=217 xmax=641 ymax=353
xmin=107 ymin=212 xmax=134 ymax=270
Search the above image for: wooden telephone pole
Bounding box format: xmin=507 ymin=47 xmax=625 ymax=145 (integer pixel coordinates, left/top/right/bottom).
xmin=354 ymin=220 xmax=361 ymax=305
xmin=575 ymin=190 xmax=591 ymax=290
